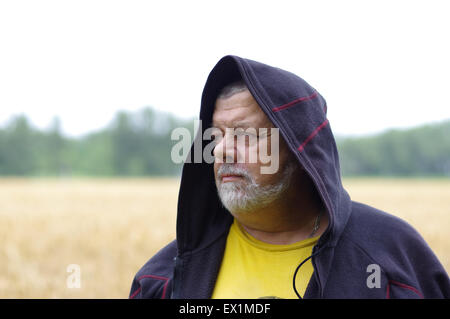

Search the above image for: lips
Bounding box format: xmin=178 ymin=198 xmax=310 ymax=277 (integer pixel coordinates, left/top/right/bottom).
xmin=220 ymin=174 xmax=243 ymax=183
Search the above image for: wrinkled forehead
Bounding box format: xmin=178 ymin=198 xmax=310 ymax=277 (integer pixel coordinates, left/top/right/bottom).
xmin=212 ymin=90 xmax=274 ymax=129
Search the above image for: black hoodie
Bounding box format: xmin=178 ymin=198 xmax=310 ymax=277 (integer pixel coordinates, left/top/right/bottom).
xmin=129 ymin=55 xmax=450 ymax=299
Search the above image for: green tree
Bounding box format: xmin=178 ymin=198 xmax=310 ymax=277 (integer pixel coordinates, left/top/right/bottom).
xmin=1 ymin=115 xmax=36 ymax=175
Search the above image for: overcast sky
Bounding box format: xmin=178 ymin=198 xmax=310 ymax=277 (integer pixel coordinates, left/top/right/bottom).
xmin=1 ymin=0 xmax=449 ymax=137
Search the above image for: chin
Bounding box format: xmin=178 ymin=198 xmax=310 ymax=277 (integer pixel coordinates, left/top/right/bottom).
xmin=217 ymin=184 xmax=266 ymax=215
xmin=218 ymin=185 xmax=247 ymax=211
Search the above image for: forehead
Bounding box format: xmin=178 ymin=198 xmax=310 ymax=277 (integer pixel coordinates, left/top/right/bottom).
xmin=212 ymin=90 xmax=273 ymax=128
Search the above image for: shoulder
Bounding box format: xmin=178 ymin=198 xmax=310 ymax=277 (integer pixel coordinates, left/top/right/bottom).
xmin=346 ymin=201 xmax=423 ymax=245
xmin=343 ymin=201 xmax=433 ymax=265
xmin=336 ymin=201 xmax=449 ymax=298
xmin=129 ymin=240 xmax=178 ymax=299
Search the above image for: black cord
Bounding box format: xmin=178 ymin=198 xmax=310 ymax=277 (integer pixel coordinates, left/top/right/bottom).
xmin=292 ymin=245 xmax=326 ymax=299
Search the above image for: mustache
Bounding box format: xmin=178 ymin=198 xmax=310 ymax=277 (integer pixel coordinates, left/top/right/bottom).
xmin=216 ymin=164 xmax=253 ymax=182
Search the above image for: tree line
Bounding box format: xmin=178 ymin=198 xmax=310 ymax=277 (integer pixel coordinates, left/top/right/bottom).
xmin=0 ymin=107 xmax=449 ymax=177
xmin=0 ymin=108 xmax=192 ymax=177
xmin=338 ymin=120 xmax=450 ymax=177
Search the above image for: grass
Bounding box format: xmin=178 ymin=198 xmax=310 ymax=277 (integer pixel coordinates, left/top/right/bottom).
xmin=0 ymin=177 xmax=448 ymax=298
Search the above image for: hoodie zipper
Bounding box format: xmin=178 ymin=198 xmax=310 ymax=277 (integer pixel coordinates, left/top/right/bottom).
xmin=171 ymin=256 xmax=182 ymax=299
xmin=311 ymin=245 xmax=323 ymax=298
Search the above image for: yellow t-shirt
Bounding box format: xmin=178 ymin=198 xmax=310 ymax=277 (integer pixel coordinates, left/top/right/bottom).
xmin=211 ymin=219 xmax=319 ymax=299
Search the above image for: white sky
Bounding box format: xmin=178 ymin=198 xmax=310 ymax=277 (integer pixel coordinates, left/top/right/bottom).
xmin=0 ymin=0 xmax=449 ymax=137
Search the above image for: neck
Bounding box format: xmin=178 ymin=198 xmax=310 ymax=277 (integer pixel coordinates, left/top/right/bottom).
xmin=237 ymin=206 xmax=328 ymax=245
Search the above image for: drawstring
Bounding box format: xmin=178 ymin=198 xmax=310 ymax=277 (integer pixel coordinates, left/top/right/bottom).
xmin=292 ymin=244 xmax=327 ymax=299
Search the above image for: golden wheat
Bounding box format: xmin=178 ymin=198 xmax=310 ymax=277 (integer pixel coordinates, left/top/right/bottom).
xmin=0 ymin=177 xmax=448 ymax=298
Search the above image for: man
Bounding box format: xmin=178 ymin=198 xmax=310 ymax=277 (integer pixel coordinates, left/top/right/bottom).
xmin=129 ymin=55 xmax=450 ymax=299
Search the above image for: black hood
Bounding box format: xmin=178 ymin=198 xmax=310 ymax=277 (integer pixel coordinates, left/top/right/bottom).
xmin=176 ymin=55 xmax=352 ymax=256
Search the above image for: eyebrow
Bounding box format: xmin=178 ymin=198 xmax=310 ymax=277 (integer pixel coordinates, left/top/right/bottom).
xmin=211 ymin=120 xmax=254 ymax=129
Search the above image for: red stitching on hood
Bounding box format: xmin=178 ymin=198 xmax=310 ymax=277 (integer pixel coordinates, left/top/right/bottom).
xmin=130 ymin=275 xmax=170 ymax=299
xmin=386 ymin=280 xmax=424 ymax=299
xmin=272 ymin=91 xmax=318 ymax=112
xmin=298 ymin=119 xmax=329 ymax=152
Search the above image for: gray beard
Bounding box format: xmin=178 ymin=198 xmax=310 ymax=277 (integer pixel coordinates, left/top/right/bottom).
xmin=215 ymin=161 xmax=297 ymax=215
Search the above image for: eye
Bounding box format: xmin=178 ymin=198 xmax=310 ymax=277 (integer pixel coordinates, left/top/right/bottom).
xmin=236 ymin=129 xmax=259 ymax=142
xmin=258 ymin=129 xmax=267 ymax=137
xmin=234 ymin=130 xmax=246 ymax=137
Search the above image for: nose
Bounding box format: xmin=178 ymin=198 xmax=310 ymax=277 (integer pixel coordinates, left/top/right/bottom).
xmin=213 ymin=130 xmax=237 ymax=163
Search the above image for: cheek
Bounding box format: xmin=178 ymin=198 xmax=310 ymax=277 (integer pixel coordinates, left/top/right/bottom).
xmin=232 ymin=134 xmax=255 ymax=160
xmin=242 ymin=142 xmax=259 ymax=164
xmin=239 ymin=138 xmax=274 ymax=179
xmin=254 ymin=170 xmax=277 ymax=186
xmin=243 ymin=163 xmax=267 ymax=185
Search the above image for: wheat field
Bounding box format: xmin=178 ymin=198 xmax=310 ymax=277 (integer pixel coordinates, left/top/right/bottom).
xmin=0 ymin=177 xmax=448 ymax=298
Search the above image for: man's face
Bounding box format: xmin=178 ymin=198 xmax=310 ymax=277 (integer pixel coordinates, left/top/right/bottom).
xmin=212 ymin=89 xmax=297 ymax=214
